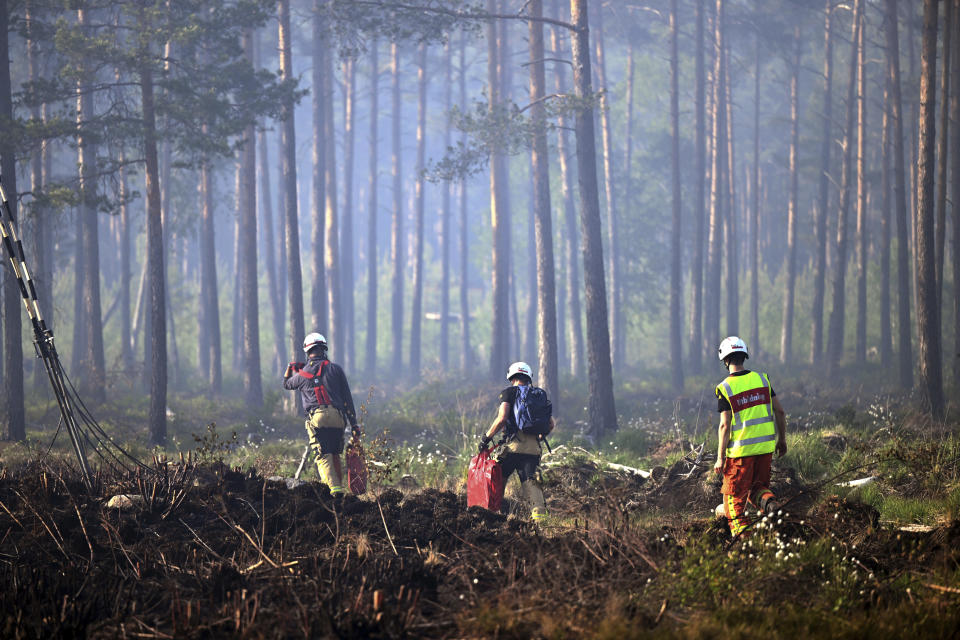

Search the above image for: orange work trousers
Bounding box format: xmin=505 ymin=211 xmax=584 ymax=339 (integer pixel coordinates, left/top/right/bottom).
xmin=721 ymin=452 xmax=775 ymax=536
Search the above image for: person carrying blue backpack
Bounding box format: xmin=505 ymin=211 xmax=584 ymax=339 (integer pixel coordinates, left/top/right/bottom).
xmin=479 ymin=361 xmax=555 ymax=524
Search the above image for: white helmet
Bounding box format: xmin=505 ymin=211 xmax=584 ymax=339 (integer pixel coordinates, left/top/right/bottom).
xmin=506 ymin=361 xmax=533 ymax=381
xmin=718 ymin=336 xmax=749 ymax=361
xmin=303 ymin=332 xmax=327 ymax=354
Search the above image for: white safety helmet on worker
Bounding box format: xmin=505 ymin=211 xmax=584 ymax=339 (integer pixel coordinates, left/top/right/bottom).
xmin=303 ymin=332 xmax=327 ymax=354
xmin=717 ymin=336 xmax=749 ymax=361
xmin=506 ymin=361 xmax=533 ymax=381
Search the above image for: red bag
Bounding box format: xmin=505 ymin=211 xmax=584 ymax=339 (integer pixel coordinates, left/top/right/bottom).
xmin=467 ymin=449 xmax=503 ymax=511
xmin=346 ymin=445 xmax=368 ymax=495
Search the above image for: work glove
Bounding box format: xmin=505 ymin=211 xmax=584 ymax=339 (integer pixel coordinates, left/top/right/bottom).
xmin=478 ymin=435 xmax=491 ymax=454
xmin=283 ymin=364 xmax=293 ymax=379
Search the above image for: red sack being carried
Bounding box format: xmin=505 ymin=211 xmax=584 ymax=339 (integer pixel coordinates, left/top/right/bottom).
xmin=467 ymin=449 xmax=503 ymax=511
xmin=346 ymin=445 xmax=367 ymax=495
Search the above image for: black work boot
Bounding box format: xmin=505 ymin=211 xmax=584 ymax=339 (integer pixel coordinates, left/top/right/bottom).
xmin=759 ymin=494 xmax=781 ymax=515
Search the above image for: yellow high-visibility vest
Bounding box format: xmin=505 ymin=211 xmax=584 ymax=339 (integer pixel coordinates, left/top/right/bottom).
xmin=716 ymin=371 xmax=776 ymax=458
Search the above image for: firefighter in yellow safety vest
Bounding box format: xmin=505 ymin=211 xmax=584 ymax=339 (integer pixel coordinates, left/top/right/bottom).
xmin=712 ymin=336 xmax=787 ymax=536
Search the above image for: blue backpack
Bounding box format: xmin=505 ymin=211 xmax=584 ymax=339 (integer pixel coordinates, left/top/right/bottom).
xmin=512 ymin=385 xmax=552 ymax=436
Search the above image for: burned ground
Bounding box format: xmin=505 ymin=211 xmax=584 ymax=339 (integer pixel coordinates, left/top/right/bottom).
xmin=1 ymin=455 xmax=959 ymax=639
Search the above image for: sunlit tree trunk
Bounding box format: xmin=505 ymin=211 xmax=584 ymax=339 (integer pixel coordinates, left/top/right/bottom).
xmin=826 ymin=0 xmax=861 ymax=374
xmin=551 ymin=17 xmax=583 ymax=377
xmin=811 ymin=0 xmax=834 ymax=365
xmin=198 ymin=156 xmax=222 ymax=393
xmin=0 ymin=0 xmax=23 ymax=440
xmin=440 ymin=43 xmax=452 ymax=370
xmin=724 ymin=50 xmax=737 ymax=338
xmin=390 ymin=42 xmax=404 ymax=372
xmin=621 ymin=39 xmax=634 ymax=367
xmin=885 ymin=0 xmax=914 ymax=389
xmin=593 ymin=6 xmax=621 ymax=372
xmin=239 ymin=30 xmax=261 ymax=408
xmin=119 ymin=156 xmax=133 ymax=371
xmin=487 ymin=0 xmax=510 ymax=378
xmin=915 ymin=0 xmax=945 ymax=417
xmin=409 ymin=43 xmax=427 ymax=376
xmin=459 ymin=34 xmax=472 ymax=371
xmin=951 ymin=0 xmax=960 ymax=387
xmin=669 ymin=0 xmax=683 ymax=391
xmin=279 ymin=0 xmax=305 ymax=411
xmin=258 ymin=128 xmax=284 ymax=377
xmin=780 ymin=26 xmax=801 ymax=364
xmin=311 ymin=3 xmax=328 ymax=334
xmin=687 ymin=0 xmax=706 ymax=371
xmin=529 ymin=0 xmax=558 ymax=406
xmin=705 ymin=0 xmax=725 ymax=358
xmin=855 ymin=13 xmax=868 ymax=365
xmin=366 ymin=40 xmax=379 ymax=376
xmin=571 ymin=0 xmax=617 ymax=435
xmin=342 ymin=56 xmax=356 ymax=370
xmin=323 ymin=31 xmax=341 ymax=364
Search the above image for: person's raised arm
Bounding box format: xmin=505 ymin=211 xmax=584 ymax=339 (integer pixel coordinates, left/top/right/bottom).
xmin=479 ymin=402 xmax=511 ymax=452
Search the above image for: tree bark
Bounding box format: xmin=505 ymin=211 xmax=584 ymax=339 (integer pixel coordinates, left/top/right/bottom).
xmin=323 ymin=31 xmax=341 ymax=364
xmin=119 ymin=156 xmax=133 ymax=371
xmin=342 ymin=56 xmax=356 ymax=370
xmin=459 ymin=34 xmax=472 ymax=371
xmin=366 ymin=40 xmax=379 ymax=376
xmin=915 ymin=0 xmax=945 ymax=417
xmin=724 ymin=49 xmax=737 ymax=337
xmin=951 ymin=0 xmax=960 ymax=386
xmin=779 ymin=26 xmax=801 ymax=363
xmin=855 ymin=11 xmax=868 ymax=365
xmin=669 ymin=0 xmax=683 ymax=391
xmin=593 ymin=6 xmax=621 ymax=372
xmin=885 ymin=0 xmax=914 ymax=389
xmin=570 ymin=0 xmax=617 ymax=436
xmin=688 ymin=0 xmax=706 ymax=373
xmin=279 ymin=0 xmax=305 ymax=411
xmin=705 ymin=0 xmax=726 ymax=359
xmin=826 ymin=0 xmax=861 ymax=374
xmin=935 ymin=0 xmax=953 ymax=305
xmin=390 ymin=42 xmax=404 ymax=372
xmin=811 ymin=0 xmax=834 ymax=365
xmin=550 ymin=19 xmax=583 ymax=377
xmin=239 ymin=30 xmax=262 ymax=408
xmin=198 ymin=157 xmax=222 ymax=393
xmin=409 ymin=43 xmax=427 ymax=376
xmin=142 ymin=65 xmax=166 ymax=446
xmin=488 ymin=0 xmax=510 ymax=379
xmin=529 ymin=0 xmax=559 ymax=406
xmin=440 ymin=43 xmax=452 ymax=370
xmin=0 ymin=0 xmax=24 ymax=440
xmin=311 ymin=2 xmax=328 ymax=335
xmin=880 ymin=77 xmax=893 ymax=366
xmin=258 ymin=128 xmax=284 ymax=378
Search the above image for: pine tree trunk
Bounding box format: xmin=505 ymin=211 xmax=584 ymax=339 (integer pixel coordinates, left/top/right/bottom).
xmin=0 ymin=0 xmax=24 ymax=440
xmin=390 ymin=42 xmax=404 ymax=372
xmin=528 ymin=0 xmax=558 ymax=406
xmin=621 ymin=40 xmax=635 ymax=368
xmin=855 ymin=12 xmax=868 ymax=365
xmin=688 ymin=0 xmax=706 ymax=373
xmin=279 ymin=0 xmax=305 ymax=410
xmin=724 ymin=51 xmax=737 ymax=338
xmin=488 ymin=0 xmax=510 ymax=378
xmin=915 ymin=0 xmax=945 ymax=417
xmin=951 ymin=0 xmax=960 ymax=387
xmin=311 ymin=3 xmax=328 ymax=334
xmin=750 ymin=35 xmax=761 ymax=353
xmin=258 ymin=128 xmax=284 ymax=377
xmin=459 ymin=34 xmax=472 ymax=371
xmin=342 ymin=56 xmax=356 ymax=370
xmin=440 ymin=43 xmax=452 ymax=371
xmin=570 ymin=0 xmax=617 ymax=436
xmin=26 ymin=2 xmax=47 ymax=389
xmin=323 ymin=33 xmax=341 ymax=364
xmin=705 ymin=0 xmax=725 ymax=358
xmin=826 ymin=0 xmax=862 ymax=374
xmin=935 ymin=0 xmax=953 ymax=306
xmin=593 ymin=6 xmax=621 ymax=372
xmin=669 ymin=0 xmax=683 ymax=391
xmin=550 ymin=19 xmax=583 ymax=377
xmin=366 ymin=40 xmax=379 ymax=376
xmin=885 ymin=0 xmax=914 ymax=389
xmin=409 ymin=43 xmax=427 ymax=377
xmin=880 ymin=78 xmax=893 ymax=366
xmin=239 ymin=30 xmax=261 ymax=408
xmin=119 ymin=156 xmax=133 ymax=371
xmin=811 ymin=0 xmax=834 ymax=365
xmin=779 ymin=26 xmax=801 ymax=363
xmin=198 ymin=157 xmax=222 ymax=393
xmin=142 ymin=65 xmax=166 ymax=446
